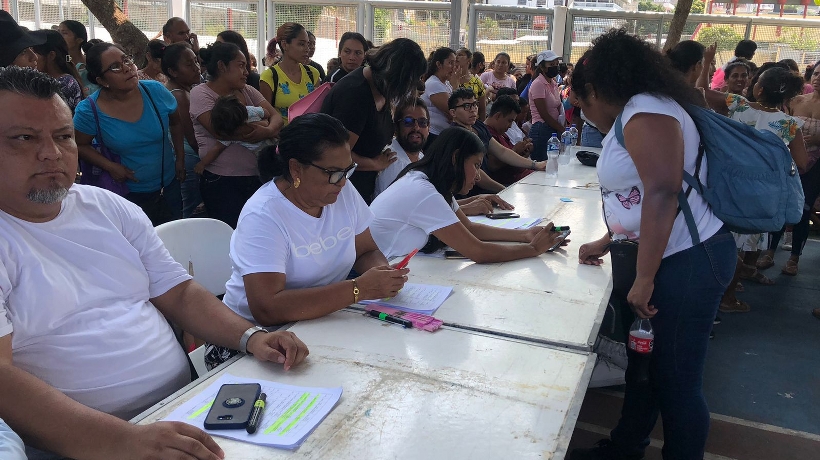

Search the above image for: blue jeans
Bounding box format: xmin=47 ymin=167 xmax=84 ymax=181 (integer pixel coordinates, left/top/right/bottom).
xmin=610 ymin=228 xmax=736 ymax=460
xmin=529 ymin=121 xmax=558 ymax=161
xmin=181 ymin=149 xmax=202 ymax=218
xmin=580 ymin=122 xmax=604 ymax=148
xmin=199 ymin=171 xmax=261 ymax=228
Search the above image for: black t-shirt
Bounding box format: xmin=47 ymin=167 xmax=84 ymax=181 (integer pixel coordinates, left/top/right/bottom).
xmin=326 ymin=67 xmax=348 ymax=83
xmin=308 ymin=60 xmax=326 ymax=81
xmin=321 ymin=67 xmax=393 ymax=203
xmin=246 ymin=71 xmax=261 ymax=91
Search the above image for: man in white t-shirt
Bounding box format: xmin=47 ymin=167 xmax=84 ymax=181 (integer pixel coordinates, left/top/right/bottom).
xmin=0 ymin=67 xmax=309 ymax=460
xmin=374 ymin=97 xmax=513 ymax=214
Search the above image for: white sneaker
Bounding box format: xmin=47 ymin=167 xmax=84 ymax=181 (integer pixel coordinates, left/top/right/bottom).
xmin=782 ymin=231 xmax=793 ymax=251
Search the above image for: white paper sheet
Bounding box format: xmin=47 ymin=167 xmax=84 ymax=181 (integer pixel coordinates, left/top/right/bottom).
xmin=468 ymin=215 xmax=544 ymax=229
xmin=162 ymin=374 xmax=342 ymax=450
xmin=360 ymin=282 xmax=453 ymax=315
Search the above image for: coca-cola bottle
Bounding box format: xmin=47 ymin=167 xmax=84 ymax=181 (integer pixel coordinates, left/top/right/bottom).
xmin=627 ymin=318 xmax=654 ymax=383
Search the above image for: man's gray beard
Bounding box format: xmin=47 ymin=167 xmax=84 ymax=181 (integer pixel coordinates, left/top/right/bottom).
xmin=27 ymin=186 xmax=69 ymax=204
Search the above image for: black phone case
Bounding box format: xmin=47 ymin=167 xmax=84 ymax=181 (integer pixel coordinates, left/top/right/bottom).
xmin=486 ymin=213 xmax=520 ymax=219
xmin=444 ymin=250 xmax=467 ymax=259
xmin=204 ymin=383 xmax=262 ymax=430
xmin=548 ymin=230 xmax=571 ymax=252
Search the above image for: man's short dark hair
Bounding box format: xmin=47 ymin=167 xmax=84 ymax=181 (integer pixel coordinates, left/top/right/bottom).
xmin=735 ymin=39 xmax=757 ymax=59
xmin=496 ymin=87 xmax=518 ymax=98
xmin=162 ymin=17 xmax=185 ymax=35
xmin=448 ymin=87 xmax=475 ymax=109
xmin=0 ymin=66 xmax=63 ymax=101
xmin=394 ymin=97 xmax=428 ymax=125
xmin=488 ymin=95 xmax=521 ymax=118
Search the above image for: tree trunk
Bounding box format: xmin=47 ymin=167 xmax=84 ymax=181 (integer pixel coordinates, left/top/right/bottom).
xmin=664 ymin=0 xmax=695 ymax=51
xmin=80 ymin=0 xmax=148 ymax=64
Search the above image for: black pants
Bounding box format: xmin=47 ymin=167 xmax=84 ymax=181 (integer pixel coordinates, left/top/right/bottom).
xmin=769 ymin=160 xmax=820 ymax=256
xmin=199 ymin=171 xmax=261 ymax=229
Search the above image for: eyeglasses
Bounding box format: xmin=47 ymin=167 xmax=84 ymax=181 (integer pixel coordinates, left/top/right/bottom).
xmin=399 ymin=116 xmax=429 ymax=128
xmin=453 ymin=102 xmax=478 ymax=111
xmin=308 ymin=162 xmax=357 ymax=184
xmin=102 ymin=55 xmax=136 ymax=75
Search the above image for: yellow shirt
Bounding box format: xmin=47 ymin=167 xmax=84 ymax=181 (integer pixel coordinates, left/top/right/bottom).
xmin=460 ymin=74 xmax=486 ymax=99
xmin=260 ymin=63 xmax=319 ymax=125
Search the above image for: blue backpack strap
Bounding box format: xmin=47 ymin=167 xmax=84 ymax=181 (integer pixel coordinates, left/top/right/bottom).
xmin=613 ymin=110 xmax=701 ymax=246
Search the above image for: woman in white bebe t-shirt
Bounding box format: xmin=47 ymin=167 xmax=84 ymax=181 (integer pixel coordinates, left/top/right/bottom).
xmin=568 ymin=31 xmax=736 ymax=460
xmin=206 ymin=113 xmax=408 ymax=368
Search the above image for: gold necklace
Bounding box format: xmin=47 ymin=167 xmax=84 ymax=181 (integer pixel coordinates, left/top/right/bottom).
xmin=757 ymin=102 xmax=780 ymax=111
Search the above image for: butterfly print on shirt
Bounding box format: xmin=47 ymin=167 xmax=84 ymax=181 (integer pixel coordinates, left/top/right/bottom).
xmin=616 ymin=186 xmax=642 ymax=210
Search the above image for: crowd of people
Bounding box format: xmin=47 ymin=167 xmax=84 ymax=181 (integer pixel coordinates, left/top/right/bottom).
xmin=1 ymin=7 xmax=818 ymax=459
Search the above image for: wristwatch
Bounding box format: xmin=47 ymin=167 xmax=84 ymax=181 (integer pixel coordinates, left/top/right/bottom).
xmin=531 ymin=159 xmax=537 ymax=170
xmin=239 ymin=326 xmax=266 ymax=354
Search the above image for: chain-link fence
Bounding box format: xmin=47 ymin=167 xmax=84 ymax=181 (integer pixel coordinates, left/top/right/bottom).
xmin=190 ymin=1 xmax=262 ymax=60
xmin=271 ymin=2 xmax=359 ymax=72
xmin=473 ymin=7 xmax=552 ymax=68
xmin=371 ymin=4 xmax=451 ymax=53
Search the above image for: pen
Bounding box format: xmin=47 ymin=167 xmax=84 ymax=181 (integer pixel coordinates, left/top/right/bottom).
xmin=394 ymin=248 xmax=419 ymax=269
xmin=552 ymin=226 xmax=570 ymax=232
xmin=367 ymin=310 xmax=413 ymax=328
xmin=246 ymin=393 xmax=266 ymax=434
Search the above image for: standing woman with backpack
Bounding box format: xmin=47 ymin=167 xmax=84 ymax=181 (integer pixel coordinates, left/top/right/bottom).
xmin=570 ymin=30 xmax=736 ymax=460
xmin=259 ymin=22 xmax=320 ymax=126
xmin=701 ymin=66 xmax=806 ymax=312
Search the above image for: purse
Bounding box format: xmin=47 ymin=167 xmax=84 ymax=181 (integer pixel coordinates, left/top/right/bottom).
xmin=78 ymin=97 xmax=130 ymax=196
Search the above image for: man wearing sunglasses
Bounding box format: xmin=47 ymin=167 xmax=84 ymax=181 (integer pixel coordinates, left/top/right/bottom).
xmin=373 ymin=98 xmax=514 ymax=214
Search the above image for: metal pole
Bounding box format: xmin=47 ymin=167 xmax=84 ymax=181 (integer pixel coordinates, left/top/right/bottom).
xmin=34 ymin=0 xmax=41 ymax=29
xmin=450 ymin=0 xmax=463 ymax=50
xmin=467 ymin=3 xmax=476 ymax=51
xmin=656 ymin=16 xmax=663 ymax=48
xmin=356 ymin=0 xmax=366 ymax=37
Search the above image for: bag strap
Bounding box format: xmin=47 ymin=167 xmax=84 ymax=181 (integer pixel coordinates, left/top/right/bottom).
xmin=140 ymin=82 xmax=166 ymax=194
xmin=88 ymin=97 xmax=105 ymax=150
xmin=270 ymin=63 xmax=316 ymax=106
xmin=613 ymin=112 xmax=701 ymax=245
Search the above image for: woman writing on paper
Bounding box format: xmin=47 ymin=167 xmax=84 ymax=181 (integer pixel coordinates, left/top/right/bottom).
xmin=206 ymin=113 xmax=408 ymax=367
xmin=369 ymin=127 xmax=567 ymax=263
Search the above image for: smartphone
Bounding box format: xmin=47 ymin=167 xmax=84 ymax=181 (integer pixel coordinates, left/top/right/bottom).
xmin=444 ymin=250 xmax=467 ymax=259
xmin=547 ymin=230 xmax=571 ymax=252
xmin=204 ymin=383 xmax=262 ymax=430
xmin=486 ymin=212 xmax=520 ymax=219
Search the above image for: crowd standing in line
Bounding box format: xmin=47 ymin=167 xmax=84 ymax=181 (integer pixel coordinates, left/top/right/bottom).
xmin=2 ymin=8 xmax=820 ymax=458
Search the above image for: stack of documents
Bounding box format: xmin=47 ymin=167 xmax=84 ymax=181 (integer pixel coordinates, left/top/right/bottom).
xmin=360 ymin=283 xmax=453 ymax=315
xmin=163 ymin=374 xmax=342 ymax=450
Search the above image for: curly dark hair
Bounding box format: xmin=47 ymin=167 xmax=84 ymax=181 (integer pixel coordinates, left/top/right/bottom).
xmin=756 ymin=66 xmax=804 ymax=106
xmin=570 ymin=29 xmax=701 ymax=108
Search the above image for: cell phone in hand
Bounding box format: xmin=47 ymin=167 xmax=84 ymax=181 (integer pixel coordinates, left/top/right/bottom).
xmin=444 ymin=250 xmax=467 ymax=259
xmin=547 ymin=230 xmax=571 ymax=252
xmin=486 ymin=212 xmax=520 ymax=219
xmin=204 ymin=383 xmax=262 ymax=430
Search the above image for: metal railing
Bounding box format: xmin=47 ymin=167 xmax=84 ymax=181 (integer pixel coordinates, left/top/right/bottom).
xmin=468 ymin=3 xmax=554 ymax=66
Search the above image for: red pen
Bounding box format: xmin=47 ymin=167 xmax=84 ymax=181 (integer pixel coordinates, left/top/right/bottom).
xmin=394 ymin=248 xmax=419 ymax=269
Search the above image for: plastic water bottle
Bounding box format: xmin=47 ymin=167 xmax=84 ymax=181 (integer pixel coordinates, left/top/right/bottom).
xmin=570 ymin=123 xmax=579 ymax=145
xmin=627 ymin=318 xmax=654 ymax=383
xmin=546 ymin=134 xmax=560 ymax=178
xmin=559 ymin=127 xmax=573 ymax=165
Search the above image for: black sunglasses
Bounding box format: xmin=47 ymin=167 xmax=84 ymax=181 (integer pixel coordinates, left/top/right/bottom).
xmin=399 ymin=116 xmax=429 ymax=128
xmin=307 ymin=162 xmax=357 ymax=184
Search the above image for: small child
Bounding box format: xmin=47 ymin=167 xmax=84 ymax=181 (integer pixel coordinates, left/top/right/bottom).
xmin=195 ymin=95 xmax=274 ymax=174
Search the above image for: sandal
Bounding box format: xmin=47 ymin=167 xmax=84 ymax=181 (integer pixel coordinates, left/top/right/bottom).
xmin=756 ymin=253 xmax=775 ymax=270
xmin=739 ymin=266 xmax=775 ymax=285
xmin=719 ymin=299 xmax=751 ymax=313
xmin=782 ymin=259 xmax=799 ymax=276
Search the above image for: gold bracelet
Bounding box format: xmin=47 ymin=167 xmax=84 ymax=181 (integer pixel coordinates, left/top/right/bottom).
xmin=352 ymin=278 xmax=360 ymax=304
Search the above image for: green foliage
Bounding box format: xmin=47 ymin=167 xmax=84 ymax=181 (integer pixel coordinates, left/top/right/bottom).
xmin=696 ymin=25 xmax=743 ymax=51
xmin=374 ymin=8 xmax=391 ymax=40
xmin=481 ymin=16 xmax=501 ymax=40
xmin=638 ymin=1 xmax=665 ymax=12
xmin=776 ymin=29 xmax=819 ymax=51
xmin=691 ymin=0 xmax=705 ymax=15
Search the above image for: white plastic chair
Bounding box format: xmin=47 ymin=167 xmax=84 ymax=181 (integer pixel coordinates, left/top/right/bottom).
xmin=155 ymin=218 xmax=234 ymax=296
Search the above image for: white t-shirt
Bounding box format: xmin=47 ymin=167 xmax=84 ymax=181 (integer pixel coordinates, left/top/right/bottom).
xmin=370 ymin=171 xmax=460 ymax=258
xmin=598 ymin=93 xmax=724 ymax=258
xmin=507 ymin=122 xmax=525 ymax=144
xmin=0 ymin=185 xmax=191 ymax=420
xmin=223 ymin=179 xmax=374 ymax=323
xmin=421 ymin=76 xmax=453 ymax=135
xmin=374 ymin=138 xmax=424 ymax=199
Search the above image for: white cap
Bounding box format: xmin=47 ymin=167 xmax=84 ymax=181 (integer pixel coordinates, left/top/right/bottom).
xmin=535 ymin=50 xmax=561 ymax=65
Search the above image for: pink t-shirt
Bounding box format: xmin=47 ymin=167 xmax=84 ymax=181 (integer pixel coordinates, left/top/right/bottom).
xmin=528 ymin=74 xmax=561 ymax=124
xmin=480 ymin=71 xmax=516 ymax=90
xmin=189 ymin=84 xmax=266 ymax=177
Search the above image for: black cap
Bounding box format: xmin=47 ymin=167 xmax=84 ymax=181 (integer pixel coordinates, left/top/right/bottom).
xmin=0 ymin=11 xmax=46 ymax=67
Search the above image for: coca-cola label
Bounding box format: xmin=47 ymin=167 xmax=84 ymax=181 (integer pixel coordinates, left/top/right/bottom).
xmin=628 ymin=334 xmax=654 ymax=354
